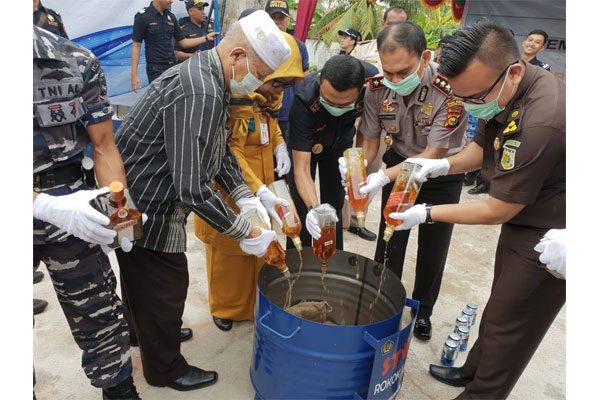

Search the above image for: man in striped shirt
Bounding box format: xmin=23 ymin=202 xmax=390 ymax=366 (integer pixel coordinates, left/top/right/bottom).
xmin=114 ymin=10 xmax=291 ymax=392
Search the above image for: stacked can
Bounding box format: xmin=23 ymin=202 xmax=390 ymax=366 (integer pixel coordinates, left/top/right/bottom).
xmin=441 ymin=337 xmax=460 ymax=366
xmin=457 ymin=325 xmax=470 ymax=351
xmin=466 ymin=303 xmax=478 ymax=326
xmin=454 ymin=316 xmax=469 ymax=334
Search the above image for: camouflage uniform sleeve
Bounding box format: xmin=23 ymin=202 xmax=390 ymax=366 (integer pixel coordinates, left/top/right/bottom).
xmin=80 ymin=56 xmax=113 ymax=127
xmin=427 ymin=98 xmax=468 ymax=149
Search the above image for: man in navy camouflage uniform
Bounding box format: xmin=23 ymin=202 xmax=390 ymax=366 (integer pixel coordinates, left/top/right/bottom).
xmin=32 ymin=26 xmax=140 ymax=399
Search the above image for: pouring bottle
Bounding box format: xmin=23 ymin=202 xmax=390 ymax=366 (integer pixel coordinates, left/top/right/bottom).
xmin=311 ymin=203 xmax=337 ymax=278
xmin=382 ymin=162 xmax=424 ymax=241
xmin=267 ymin=180 xmax=303 ymax=252
xmin=343 ymin=148 xmax=369 ymax=227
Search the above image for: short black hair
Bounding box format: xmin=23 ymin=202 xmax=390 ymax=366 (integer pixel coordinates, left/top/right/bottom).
xmin=438 ymin=19 xmax=520 ymax=78
xmin=320 ymin=55 xmax=365 ymax=91
xmin=527 ymin=29 xmax=549 ymax=45
xmin=377 ymin=21 xmax=427 ymax=57
xmin=438 ymin=35 xmax=452 ymax=48
xmin=384 ymin=5 xmax=408 ymax=22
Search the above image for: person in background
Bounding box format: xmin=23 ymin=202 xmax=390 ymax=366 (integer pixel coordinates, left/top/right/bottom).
xmin=174 ymin=0 xmax=219 ymax=62
xmin=392 ymin=20 xmax=565 ymax=399
xmin=114 ymin=11 xmax=291 ymax=392
xmin=195 ymin=25 xmax=304 ymax=332
xmin=344 ymin=5 xmax=408 ymax=241
xmin=521 ymin=29 xmax=551 ymax=71
xmin=130 ymin=0 xmax=219 ymax=91
xmin=338 ymin=28 xmax=361 ymax=55
xmin=33 ymin=0 xmax=68 ymax=38
xmin=265 ymin=0 xmax=311 ymax=142
xmin=286 ymin=55 xmax=377 ymax=250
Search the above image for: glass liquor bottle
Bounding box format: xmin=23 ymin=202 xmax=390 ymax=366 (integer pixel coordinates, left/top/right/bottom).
xmin=240 ymin=208 xmax=290 ymax=277
xmin=382 ymin=162 xmax=424 ymax=242
xmin=311 ymin=203 xmax=337 ymax=278
xmin=267 ymin=180 xmax=303 ymax=252
xmin=106 ymin=181 xmax=143 ymax=248
xmin=343 ymin=148 xmax=369 ymax=227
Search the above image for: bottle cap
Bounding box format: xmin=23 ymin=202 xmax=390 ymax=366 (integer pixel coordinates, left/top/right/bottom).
xmin=109 ymin=181 xmax=125 ymax=202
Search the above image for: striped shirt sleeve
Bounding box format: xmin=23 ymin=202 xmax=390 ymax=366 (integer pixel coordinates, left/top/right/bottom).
xmin=214 ymin=141 xmax=254 ymax=201
xmin=164 ymin=92 xmax=251 ymax=240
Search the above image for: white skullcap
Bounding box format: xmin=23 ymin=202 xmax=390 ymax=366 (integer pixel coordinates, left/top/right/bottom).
xmin=239 ymin=10 xmax=291 ymax=71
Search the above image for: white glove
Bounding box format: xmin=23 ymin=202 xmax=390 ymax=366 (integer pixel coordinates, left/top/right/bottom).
xmin=337 ymin=156 xmax=368 ymax=187
xmin=388 ymin=203 xmax=427 ymax=231
xmin=236 ymin=196 xmax=271 ymax=229
xmin=357 ymin=169 xmax=390 ymax=204
xmin=534 ymin=229 xmax=566 ymax=279
xmin=101 ymin=213 xmax=148 ymax=254
xmin=305 ymin=208 xmax=338 ymax=240
xmin=273 ymin=143 xmax=291 ymax=177
xmin=256 ymin=185 xmax=290 ymax=228
xmin=240 ymin=227 xmax=277 ymax=256
xmin=33 ymin=187 xmax=117 ymax=245
xmin=404 ymin=157 xmax=450 ymax=182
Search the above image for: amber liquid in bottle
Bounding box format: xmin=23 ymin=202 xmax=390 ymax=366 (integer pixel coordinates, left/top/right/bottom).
xmin=276 ymin=204 xmax=303 ymax=252
xmin=312 ymin=225 xmax=336 ymax=276
xmin=265 ymin=240 xmax=289 ymax=275
xmin=106 ymin=182 xmax=143 ymax=248
xmin=344 ymin=148 xmax=369 ymax=227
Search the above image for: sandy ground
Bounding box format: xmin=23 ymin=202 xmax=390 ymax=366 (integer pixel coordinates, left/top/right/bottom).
xmin=33 ymin=186 xmax=565 ymax=399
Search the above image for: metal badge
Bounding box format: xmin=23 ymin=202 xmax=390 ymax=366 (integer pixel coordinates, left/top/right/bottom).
xmin=384 ymin=135 xmax=393 ymax=147
xmin=381 ymin=99 xmax=395 ymax=113
xmin=494 ymin=137 xmax=500 ymax=151
xmin=312 ymin=143 xmax=324 ymax=154
xmin=421 ymin=102 xmax=433 ymax=117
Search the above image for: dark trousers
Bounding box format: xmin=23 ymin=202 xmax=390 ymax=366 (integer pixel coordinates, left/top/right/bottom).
xmin=374 ymin=148 xmax=464 ymax=317
xmin=457 ymin=224 xmax=565 ymax=399
xmin=34 ymin=236 xmax=132 ymax=388
xmin=286 ymin=151 xmax=345 ymax=250
xmin=116 ymin=246 xmax=189 ymax=385
xmin=278 ymin=120 xmax=289 ymax=143
xmin=146 ymin=62 xmax=172 ymax=83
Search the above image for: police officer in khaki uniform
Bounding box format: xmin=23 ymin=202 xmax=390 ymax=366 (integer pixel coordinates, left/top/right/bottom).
xmin=341 ymin=21 xmax=467 ymax=340
xmin=389 ymin=20 xmax=565 ymax=399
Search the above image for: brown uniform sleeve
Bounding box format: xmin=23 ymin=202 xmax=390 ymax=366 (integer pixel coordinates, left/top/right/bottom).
xmin=427 ymin=99 xmax=468 ymax=149
xmin=474 ymin=118 xmax=486 ymax=147
xmin=358 ymin=88 xmax=383 ymax=139
xmin=489 ymin=126 xmax=563 ymax=205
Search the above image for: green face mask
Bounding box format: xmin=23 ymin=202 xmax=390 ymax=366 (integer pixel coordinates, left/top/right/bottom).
xmin=319 ymin=97 xmax=355 ymax=116
xmin=382 ymin=53 xmax=423 ymax=96
xmin=463 ymin=68 xmax=511 ymax=121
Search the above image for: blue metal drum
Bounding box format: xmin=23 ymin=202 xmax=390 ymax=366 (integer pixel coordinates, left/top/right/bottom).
xmin=250 ymin=248 xmax=409 ymax=400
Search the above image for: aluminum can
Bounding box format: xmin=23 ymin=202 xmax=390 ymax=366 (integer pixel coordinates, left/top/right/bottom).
xmin=448 ymin=332 xmax=461 ymax=344
xmin=454 ymin=316 xmax=469 ymax=334
xmin=441 ymin=339 xmax=459 ymax=366
xmin=461 ymin=308 xmax=474 ymax=326
xmin=466 ymin=303 xmax=478 ymax=326
xmin=457 ymin=325 xmax=470 ymax=351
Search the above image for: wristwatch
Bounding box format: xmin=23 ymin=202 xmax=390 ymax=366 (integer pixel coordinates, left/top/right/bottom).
xmin=425 ymin=203 xmax=435 ymax=224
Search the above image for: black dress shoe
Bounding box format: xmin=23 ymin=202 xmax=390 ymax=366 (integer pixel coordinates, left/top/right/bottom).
xmin=429 ymin=364 xmax=473 ymax=387
xmin=130 ymin=328 xmax=193 ymax=347
xmin=347 ymin=226 xmax=377 ymax=241
xmin=33 ymin=299 xmax=48 ymax=315
xmin=212 ymin=316 xmax=233 ymax=331
xmin=463 ymin=173 xmax=476 ymax=186
xmin=33 ymin=271 xmax=44 ymax=284
xmin=413 ymin=317 xmax=432 ymax=341
xmin=468 ymin=182 xmax=489 ymax=195
xmin=165 ymin=365 xmax=218 ymax=391
xmin=102 ymin=376 xmax=141 ymax=399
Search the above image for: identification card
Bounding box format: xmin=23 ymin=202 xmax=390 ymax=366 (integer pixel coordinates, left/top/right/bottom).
xmin=260 ymin=122 xmax=269 ymax=145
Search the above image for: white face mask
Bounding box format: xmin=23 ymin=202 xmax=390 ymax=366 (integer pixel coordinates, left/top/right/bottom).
xmin=230 ymin=56 xmax=264 ymax=95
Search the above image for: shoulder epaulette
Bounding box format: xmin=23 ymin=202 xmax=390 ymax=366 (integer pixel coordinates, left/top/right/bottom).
xmin=432 ymin=74 xmax=452 ymax=98
xmin=136 ymin=7 xmax=147 ymax=15
xmin=367 ymin=76 xmax=385 ymax=91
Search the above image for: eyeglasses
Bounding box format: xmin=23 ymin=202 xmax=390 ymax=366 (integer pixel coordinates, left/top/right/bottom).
xmin=271 ymin=79 xmax=295 ymax=89
xmin=452 ymin=60 xmax=519 ymax=104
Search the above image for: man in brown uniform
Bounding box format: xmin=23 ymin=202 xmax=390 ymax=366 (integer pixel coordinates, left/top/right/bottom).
xmin=387 ymin=20 xmax=566 ymax=399
xmin=340 ymin=21 xmax=466 ymax=340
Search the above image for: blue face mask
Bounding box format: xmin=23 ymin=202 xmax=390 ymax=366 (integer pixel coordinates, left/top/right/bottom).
xmin=382 ymin=53 xmax=424 ymax=96
xmin=230 ymin=56 xmax=264 ymax=95
xmin=463 ymin=68 xmax=512 ymax=121
xmin=319 ymin=97 xmax=355 ymax=116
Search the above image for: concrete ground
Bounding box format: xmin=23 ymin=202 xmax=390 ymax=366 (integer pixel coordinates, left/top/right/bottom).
xmin=33 ymin=186 xmax=565 ymax=399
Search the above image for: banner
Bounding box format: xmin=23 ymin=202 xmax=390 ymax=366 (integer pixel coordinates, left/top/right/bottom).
xmin=42 ymin=0 xmax=211 ymax=106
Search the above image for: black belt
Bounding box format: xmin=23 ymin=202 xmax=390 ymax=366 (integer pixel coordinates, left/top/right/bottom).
xmin=34 ymin=164 xmax=82 ymax=189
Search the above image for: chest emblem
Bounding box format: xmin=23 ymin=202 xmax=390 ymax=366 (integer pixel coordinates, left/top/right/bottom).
xmin=384 ymin=135 xmax=393 ymax=147
xmin=420 ymin=102 xmax=433 ymax=117
xmin=381 ymin=99 xmax=395 ymax=113
xmin=493 ymin=137 xmax=500 ymax=151
xmin=501 ymin=148 xmax=516 ymax=170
